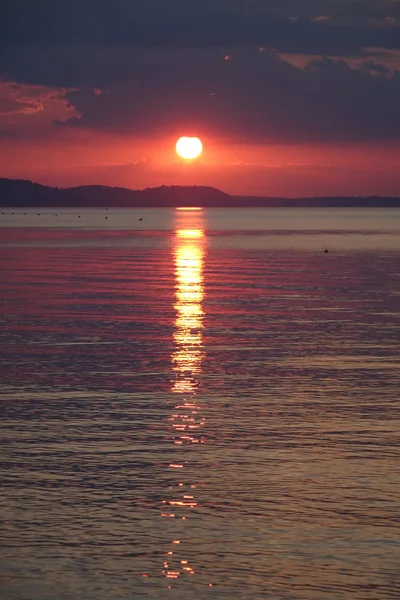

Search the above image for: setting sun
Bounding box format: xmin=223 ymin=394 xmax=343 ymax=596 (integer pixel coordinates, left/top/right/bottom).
xmin=176 ymin=137 xmax=203 ymax=160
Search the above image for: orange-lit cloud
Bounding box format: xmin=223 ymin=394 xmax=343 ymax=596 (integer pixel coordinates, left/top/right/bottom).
xmin=0 ymin=81 xmax=80 ymax=136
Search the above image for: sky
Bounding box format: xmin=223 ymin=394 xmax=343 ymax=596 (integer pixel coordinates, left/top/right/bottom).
xmin=0 ymin=0 xmax=399 ymax=197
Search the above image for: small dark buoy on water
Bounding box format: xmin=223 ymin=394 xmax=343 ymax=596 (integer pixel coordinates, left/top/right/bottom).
xmin=324 ymin=249 xmax=329 ymax=253
xmin=139 ymin=218 xmax=143 ymax=221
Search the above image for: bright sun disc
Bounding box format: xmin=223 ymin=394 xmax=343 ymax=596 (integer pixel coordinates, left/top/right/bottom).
xmin=176 ymin=137 xmax=203 ymax=160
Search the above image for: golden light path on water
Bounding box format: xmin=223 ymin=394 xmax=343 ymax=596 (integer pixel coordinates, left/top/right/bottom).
xmin=172 ymin=228 xmax=205 ymax=395
xmin=161 ymin=210 xmax=207 ymax=586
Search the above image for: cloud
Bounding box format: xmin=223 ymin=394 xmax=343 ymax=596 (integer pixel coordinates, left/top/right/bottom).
xmin=1 ymin=1 xmax=399 ymax=146
xmin=312 ymin=16 xmax=332 ymax=24
xmin=0 ymin=81 xmax=80 ymax=136
xmin=1 ymin=0 xmax=399 ymax=56
xmin=50 ymin=49 xmax=400 ymax=143
xmin=73 ymin=159 xmax=147 ymax=176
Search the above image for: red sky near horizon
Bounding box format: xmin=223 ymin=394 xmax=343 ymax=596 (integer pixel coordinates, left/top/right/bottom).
xmin=1 ymin=1 xmax=400 ymax=197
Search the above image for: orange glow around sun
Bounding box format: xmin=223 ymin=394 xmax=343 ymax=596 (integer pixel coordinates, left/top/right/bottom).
xmin=176 ymin=137 xmax=203 ymax=160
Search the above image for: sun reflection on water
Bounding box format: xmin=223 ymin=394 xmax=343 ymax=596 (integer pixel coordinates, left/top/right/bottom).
xmin=172 ymin=237 xmax=205 ymax=394
xmin=160 ymin=210 xmax=206 ymax=585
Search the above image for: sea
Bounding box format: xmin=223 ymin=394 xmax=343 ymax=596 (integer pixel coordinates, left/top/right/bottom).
xmin=1 ymin=207 xmax=400 ymax=600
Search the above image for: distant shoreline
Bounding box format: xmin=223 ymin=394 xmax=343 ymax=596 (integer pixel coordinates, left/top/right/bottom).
xmin=1 ymin=178 xmax=400 ymax=208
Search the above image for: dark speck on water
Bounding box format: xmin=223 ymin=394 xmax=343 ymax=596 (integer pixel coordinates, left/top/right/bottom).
xmin=1 ymin=206 xmax=400 ymax=600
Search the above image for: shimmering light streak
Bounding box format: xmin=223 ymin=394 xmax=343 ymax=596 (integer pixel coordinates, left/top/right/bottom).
xmin=161 ymin=212 xmax=206 ymax=586
xmin=176 ymin=228 xmax=204 ymax=238
xmin=176 ymin=207 xmax=203 ymax=211
xmin=172 ymin=229 xmax=205 ymax=395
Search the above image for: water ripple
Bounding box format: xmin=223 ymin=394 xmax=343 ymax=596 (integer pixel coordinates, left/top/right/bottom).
xmin=1 ymin=211 xmax=400 ymax=599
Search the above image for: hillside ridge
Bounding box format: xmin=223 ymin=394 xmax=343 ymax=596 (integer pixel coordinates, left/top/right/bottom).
xmin=1 ymin=178 xmax=399 ymax=208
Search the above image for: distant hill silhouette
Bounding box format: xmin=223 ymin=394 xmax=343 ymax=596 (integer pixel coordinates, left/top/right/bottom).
xmin=1 ymin=178 xmax=399 ymax=208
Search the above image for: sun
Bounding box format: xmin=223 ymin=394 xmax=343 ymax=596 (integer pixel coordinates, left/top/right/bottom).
xmin=176 ymin=137 xmax=203 ymax=160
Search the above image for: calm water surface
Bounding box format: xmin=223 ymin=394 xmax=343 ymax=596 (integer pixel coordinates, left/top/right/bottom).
xmin=1 ymin=208 xmax=400 ymax=599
